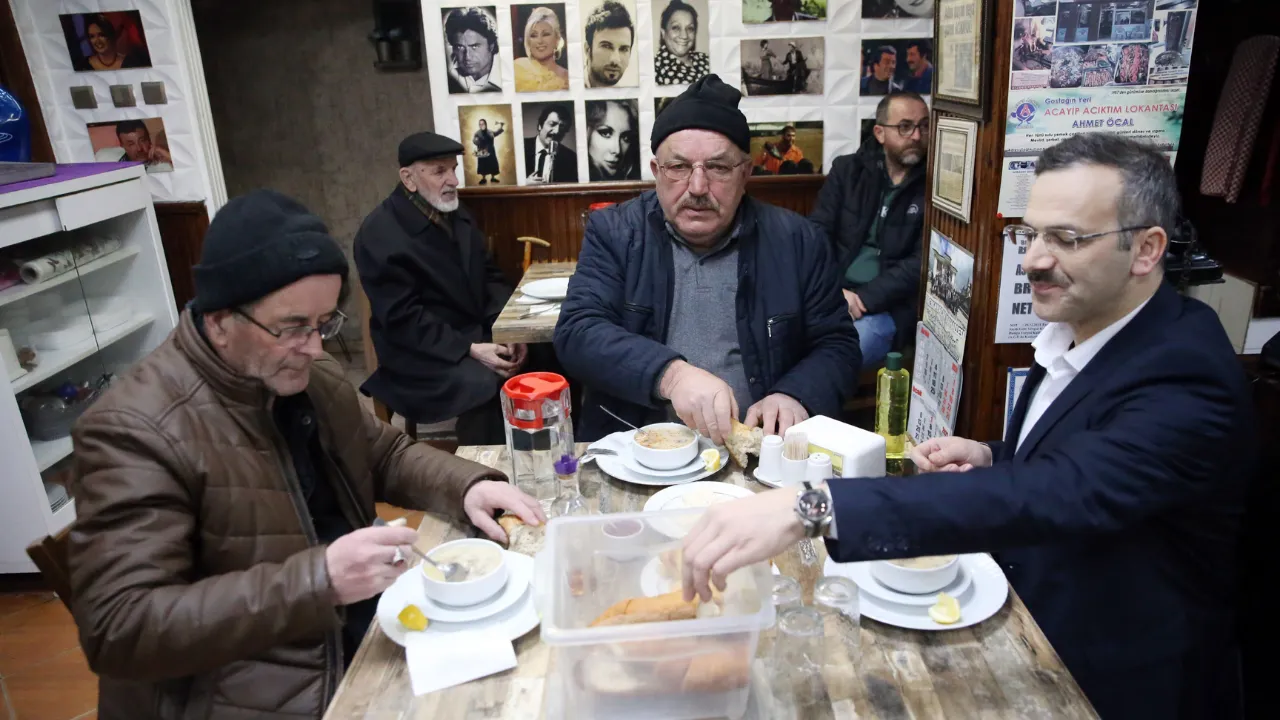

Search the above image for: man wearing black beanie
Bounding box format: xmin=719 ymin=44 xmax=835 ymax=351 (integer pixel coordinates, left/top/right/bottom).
xmin=556 ymin=74 xmax=860 ymax=444
xmin=67 ymin=189 xmax=544 ymax=719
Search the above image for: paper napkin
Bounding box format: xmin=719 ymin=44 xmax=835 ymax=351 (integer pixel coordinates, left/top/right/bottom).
xmin=405 ymin=629 xmax=517 ymax=696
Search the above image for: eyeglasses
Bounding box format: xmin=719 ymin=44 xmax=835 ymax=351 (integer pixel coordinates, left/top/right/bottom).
xmin=234 ymin=308 xmax=347 ymax=347
xmin=656 ymin=159 xmax=748 ymax=183
xmin=877 ymin=119 xmax=930 ymax=137
xmin=1003 ymin=224 xmax=1151 ymax=253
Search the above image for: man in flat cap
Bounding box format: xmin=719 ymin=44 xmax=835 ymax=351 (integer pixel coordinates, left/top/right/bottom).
xmin=355 ymin=131 xmax=524 ymax=445
xmin=69 ymin=189 xmax=544 ymax=719
xmin=555 ymin=74 xmax=860 ymax=444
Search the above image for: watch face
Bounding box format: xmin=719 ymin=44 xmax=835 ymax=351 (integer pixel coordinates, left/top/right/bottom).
xmin=798 ymin=488 xmax=830 ymax=520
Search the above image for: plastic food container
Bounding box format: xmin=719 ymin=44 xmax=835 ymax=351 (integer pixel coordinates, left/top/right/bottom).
xmin=538 ymin=509 xmax=776 ymax=720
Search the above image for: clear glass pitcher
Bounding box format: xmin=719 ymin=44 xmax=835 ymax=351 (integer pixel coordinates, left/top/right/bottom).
xmin=501 ymin=372 xmax=574 ymax=513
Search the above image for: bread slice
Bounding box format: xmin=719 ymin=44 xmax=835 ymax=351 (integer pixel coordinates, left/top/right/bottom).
xmin=590 ymin=590 xmax=701 ymax=627
xmin=498 ymin=515 xmax=543 ymax=556
xmin=724 ymin=418 xmax=763 ymax=468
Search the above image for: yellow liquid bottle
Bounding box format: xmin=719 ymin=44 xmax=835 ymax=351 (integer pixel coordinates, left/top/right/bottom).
xmin=875 ymin=352 xmax=911 ymax=471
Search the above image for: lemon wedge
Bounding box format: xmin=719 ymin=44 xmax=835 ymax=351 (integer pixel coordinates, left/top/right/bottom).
xmin=397 ymin=604 xmax=429 ymax=632
xmin=701 ymin=448 xmax=721 ymax=472
xmin=928 ymin=592 xmax=961 ymax=625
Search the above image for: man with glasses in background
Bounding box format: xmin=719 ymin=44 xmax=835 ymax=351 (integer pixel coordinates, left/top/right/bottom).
xmin=676 ymin=134 xmax=1253 ymax=719
xmin=555 ymin=75 xmax=859 ymax=443
xmin=811 ymin=91 xmax=930 ymax=367
xmin=68 ymin=189 xmax=543 ymax=720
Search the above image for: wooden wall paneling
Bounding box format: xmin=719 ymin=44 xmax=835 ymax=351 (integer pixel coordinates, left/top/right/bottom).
xmin=460 ymin=175 xmax=825 ymax=284
xmin=920 ymin=0 xmax=1030 ymax=442
xmin=153 ymin=201 xmax=210 ymax=310
xmin=0 ymin=0 xmax=55 ymax=163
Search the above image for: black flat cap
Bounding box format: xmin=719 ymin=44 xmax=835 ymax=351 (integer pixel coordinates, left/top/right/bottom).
xmin=650 ymin=74 xmax=750 ymax=154
xmin=398 ymin=131 xmax=464 ymax=167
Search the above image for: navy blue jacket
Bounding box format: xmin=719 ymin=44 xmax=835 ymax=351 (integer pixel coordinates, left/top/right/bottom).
xmin=826 ymin=283 xmax=1252 ymax=719
xmin=553 ymin=191 xmax=861 ymax=441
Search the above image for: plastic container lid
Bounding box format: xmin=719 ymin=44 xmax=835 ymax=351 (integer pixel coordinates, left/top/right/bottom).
xmin=502 ymin=372 xmax=570 ymax=430
xmin=885 ymin=351 xmax=903 ymax=371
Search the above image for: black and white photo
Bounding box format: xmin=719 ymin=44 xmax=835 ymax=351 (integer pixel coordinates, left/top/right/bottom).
xmin=522 ymin=102 xmax=578 ymax=184
xmin=740 ymin=37 xmax=824 ymax=96
xmin=442 ymin=6 xmax=502 ymax=94
xmin=584 ymin=99 xmax=640 ymax=181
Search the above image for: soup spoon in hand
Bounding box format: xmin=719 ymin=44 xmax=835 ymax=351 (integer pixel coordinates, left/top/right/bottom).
xmin=386 ymin=517 xmax=467 ymax=581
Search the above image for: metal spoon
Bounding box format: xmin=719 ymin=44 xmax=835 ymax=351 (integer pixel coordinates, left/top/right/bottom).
xmin=599 ymin=405 xmax=639 ymax=431
xmin=385 ymin=517 xmax=467 ymax=582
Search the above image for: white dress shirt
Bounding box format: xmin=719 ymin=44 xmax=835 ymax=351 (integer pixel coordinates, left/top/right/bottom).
xmin=1016 ymin=297 xmax=1152 ymax=451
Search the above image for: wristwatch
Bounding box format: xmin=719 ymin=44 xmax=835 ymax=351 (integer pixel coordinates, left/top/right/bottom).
xmin=794 ymin=481 xmax=833 ymax=539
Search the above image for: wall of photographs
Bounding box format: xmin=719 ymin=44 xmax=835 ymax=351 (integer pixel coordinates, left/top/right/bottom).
xmin=9 ymin=0 xmax=219 ymax=206
xmin=424 ymin=1 xmax=938 ymax=187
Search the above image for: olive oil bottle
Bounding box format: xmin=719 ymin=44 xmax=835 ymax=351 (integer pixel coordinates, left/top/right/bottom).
xmin=875 ymin=352 xmax=911 ymax=472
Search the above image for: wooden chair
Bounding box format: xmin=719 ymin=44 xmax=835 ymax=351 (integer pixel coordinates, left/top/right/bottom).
xmin=356 ymin=286 xmax=417 ymax=440
xmin=26 ymin=527 xmax=73 ymax=614
xmin=516 ymin=236 xmax=551 ymax=272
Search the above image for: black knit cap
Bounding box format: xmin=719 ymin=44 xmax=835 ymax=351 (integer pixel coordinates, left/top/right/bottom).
xmin=650 ymin=74 xmax=750 ymax=154
xmin=191 ymin=189 xmax=348 ymax=313
xmin=398 ymin=131 xmax=464 ymax=167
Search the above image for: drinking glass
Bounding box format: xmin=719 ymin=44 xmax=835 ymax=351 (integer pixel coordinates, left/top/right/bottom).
xmin=813 ymin=576 xmax=860 ymax=664
xmin=771 ymin=606 xmax=827 ymax=706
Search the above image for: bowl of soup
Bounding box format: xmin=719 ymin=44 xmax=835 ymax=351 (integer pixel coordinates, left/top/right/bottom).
xmin=631 ymin=423 xmax=699 ymax=470
xmin=870 ymin=554 xmax=960 ymax=595
xmin=420 ymin=538 xmax=509 ymax=607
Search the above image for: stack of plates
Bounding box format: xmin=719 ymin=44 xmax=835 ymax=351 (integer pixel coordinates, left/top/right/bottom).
xmin=587 ymin=430 xmax=728 ymax=486
xmin=375 ymin=551 xmax=540 ymax=647
xmin=823 ymin=554 xmax=1010 ymax=631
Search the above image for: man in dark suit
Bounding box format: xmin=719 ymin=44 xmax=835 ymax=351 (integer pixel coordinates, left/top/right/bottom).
xmin=524 ymin=103 xmax=577 ymax=184
xmin=677 ymin=133 xmax=1253 ymax=719
xmin=355 ymin=132 xmax=525 ymax=445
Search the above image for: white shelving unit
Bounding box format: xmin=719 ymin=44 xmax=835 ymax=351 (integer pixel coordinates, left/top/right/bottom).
xmin=0 ymin=164 xmax=179 ymax=574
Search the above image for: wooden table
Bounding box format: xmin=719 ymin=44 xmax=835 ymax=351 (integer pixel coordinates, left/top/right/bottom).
xmin=491 ymin=261 xmax=577 ymax=344
xmin=326 ymin=446 xmax=1097 ymax=719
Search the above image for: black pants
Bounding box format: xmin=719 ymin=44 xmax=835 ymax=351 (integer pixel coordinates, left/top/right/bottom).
xmin=454 ymin=343 xmax=583 ymax=447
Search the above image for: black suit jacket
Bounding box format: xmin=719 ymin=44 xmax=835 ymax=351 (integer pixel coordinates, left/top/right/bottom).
xmin=354 ymin=188 xmax=512 ymax=423
xmin=826 ymin=283 xmax=1253 ymax=719
xmin=523 ymin=137 xmax=578 ymax=183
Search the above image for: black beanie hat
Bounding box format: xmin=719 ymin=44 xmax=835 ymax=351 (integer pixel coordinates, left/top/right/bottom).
xmin=191 ymin=189 xmax=349 ymax=313
xmin=650 ymin=74 xmax=750 ymax=154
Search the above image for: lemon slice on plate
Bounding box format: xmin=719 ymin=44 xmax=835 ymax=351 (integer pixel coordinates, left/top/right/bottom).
xmin=928 ymin=592 xmax=961 ymax=625
xmin=700 ymin=448 xmax=721 ymax=472
xmin=398 ymin=604 xmax=429 ymax=632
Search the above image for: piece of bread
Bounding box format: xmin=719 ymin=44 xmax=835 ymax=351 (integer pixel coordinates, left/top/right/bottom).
xmin=589 ymin=590 xmax=702 ymax=627
xmin=724 ymin=418 xmax=763 ymax=468
xmin=498 ymin=515 xmax=543 ymax=556
xmin=681 ymin=649 xmax=752 ymax=693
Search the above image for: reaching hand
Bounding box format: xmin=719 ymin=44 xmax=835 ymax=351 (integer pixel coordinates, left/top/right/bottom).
xmin=325 ymin=526 xmax=420 ymax=605
xmin=842 ymin=289 xmax=866 ymax=320
xmin=745 ymin=393 xmax=808 ymax=437
xmin=681 ymin=488 xmax=805 ymax=602
xmin=470 ymin=343 xmax=518 ymax=377
xmin=659 ymin=360 xmax=739 ymax=445
xmin=909 ymin=436 xmax=992 ymax=473
xmin=463 ymin=480 xmax=546 ymax=543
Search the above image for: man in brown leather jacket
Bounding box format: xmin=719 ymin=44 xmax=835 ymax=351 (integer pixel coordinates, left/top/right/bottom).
xmin=68 ymin=190 xmax=545 ymax=720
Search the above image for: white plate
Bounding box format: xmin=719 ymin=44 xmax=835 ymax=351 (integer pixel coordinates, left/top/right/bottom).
xmin=825 ymin=554 xmax=1008 ymax=631
xmin=644 ymin=481 xmax=756 ymax=538
xmin=619 ymin=433 xmax=706 ymax=477
xmin=376 ymin=553 xmax=541 ymax=647
xmin=590 ymin=432 xmax=727 ymax=487
xmin=411 ymin=551 xmax=532 ymax=623
xmin=521 ymin=277 xmax=570 ymax=301
xmin=827 ymin=557 xmax=973 ymax=607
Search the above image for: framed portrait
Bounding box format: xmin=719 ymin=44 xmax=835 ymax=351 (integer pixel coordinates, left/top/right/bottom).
xmin=584 ymin=99 xmax=641 ymax=181
xmin=457 ymin=104 xmax=516 ymax=185
xmin=86 ymin=118 xmax=173 ymax=173
xmin=59 ymin=11 xmax=152 ymax=72
xmin=740 ymin=37 xmax=824 ymax=96
xmin=582 ymin=0 xmax=639 ymax=88
xmin=748 ymin=121 xmax=823 ymax=175
xmin=442 ymin=6 xmax=502 ymax=95
xmin=511 ymin=3 xmax=569 ymax=92
xmin=933 ymin=0 xmax=995 ymax=121
xmin=931 ymin=116 xmax=978 ymax=223
xmin=522 ymin=101 xmax=578 ymax=184
xmin=860 ymin=38 xmax=933 ymax=97
xmin=652 ymin=0 xmax=711 ymax=86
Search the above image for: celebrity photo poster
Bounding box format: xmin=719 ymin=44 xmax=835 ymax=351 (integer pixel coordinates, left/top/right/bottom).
xmin=582 ymin=0 xmax=640 ymax=88
xmin=748 ymin=121 xmax=823 ymax=175
xmin=861 ymin=38 xmax=935 ymax=96
xmin=651 ymin=0 xmax=711 ymax=86
xmin=740 ymin=37 xmax=824 ymax=96
xmin=86 ymin=118 xmax=173 ymax=173
xmin=442 ymin=6 xmax=503 ymax=94
xmin=511 ymin=3 xmax=569 ymax=92
xmin=584 ymin=99 xmax=641 ymax=181
xmin=522 ymin=101 xmax=578 ymax=184
xmin=458 ymin=104 xmax=515 ymax=185
xmin=60 ymin=11 xmax=152 ymax=72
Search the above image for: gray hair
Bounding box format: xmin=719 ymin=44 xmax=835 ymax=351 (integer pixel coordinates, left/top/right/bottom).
xmin=1035 ymin=133 xmax=1180 ymax=249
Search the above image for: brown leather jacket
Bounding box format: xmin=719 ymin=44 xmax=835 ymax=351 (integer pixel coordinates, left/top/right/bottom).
xmin=68 ymin=311 xmax=506 ymax=719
